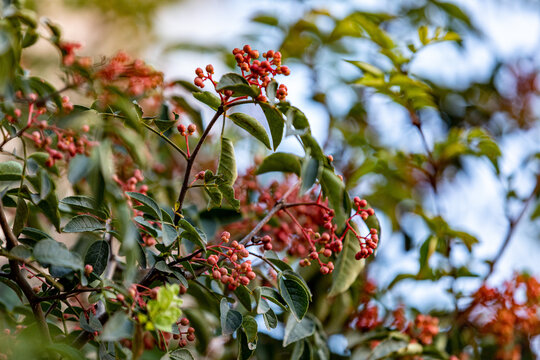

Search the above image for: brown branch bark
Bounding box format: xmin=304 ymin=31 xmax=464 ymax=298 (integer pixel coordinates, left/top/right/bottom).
xmin=0 ymin=200 xmax=51 ymax=343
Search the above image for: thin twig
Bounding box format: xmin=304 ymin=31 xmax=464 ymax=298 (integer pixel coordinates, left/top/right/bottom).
xmin=484 ymin=173 xmax=540 ymax=282
xmin=141 ymin=122 xmax=188 ymax=160
xmin=173 ymin=105 xmax=224 ymax=225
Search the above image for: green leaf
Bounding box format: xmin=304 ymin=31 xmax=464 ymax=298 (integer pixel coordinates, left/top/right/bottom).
xmin=346 ymin=60 xmax=384 ymax=77
xmin=100 ymin=312 xmax=134 ymax=341
xmin=266 ymin=80 xmax=277 ymax=103
xmin=238 ymin=329 xmax=255 ymax=360
xmin=169 ymin=349 xmax=195 ymax=360
xmin=84 ymin=240 xmax=109 ymax=276
xmin=242 ymin=315 xmax=258 ymax=350
xmin=229 ymin=113 xmax=272 ymax=149
xmin=300 ymin=156 xmax=320 ymax=194
xmin=204 ymin=185 xmax=222 ymax=210
xmin=262 ymin=308 xmax=277 ymax=330
xmin=256 ymin=286 xmax=287 ymax=310
xmin=126 ymin=192 xmax=162 ymax=220
xmin=234 ymin=285 xmax=252 ymax=311
xmin=320 ymin=168 xmax=350 ymax=225
xmin=328 ymin=232 xmax=365 ymax=297
xmin=216 ymin=179 xmax=240 ymax=211
xmin=33 ymin=239 xmax=83 ymax=271
xmin=279 ymin=274 xmax=310 ymax=321
xmin=45 ymin=343 xmax=85 ymax=360
xmin=13 ymin=198 xmax=28 ymax=236
xmin=220 ymin=298 xmax=243 ymax=335
xmin=162 ymin=223 xmax=179 ymax=247
xmin=255 ymin=152 xmax=302 ymax=176
xmin=216 ymin=73 xmax=260 ymax=97
xmin=193 ymin=91 xmax=222 ymax=111
xmin=260 ymin=103 xmax=285 ymax=149
xmin=63 ymin=215 xmax=106 ymax=233
xmin=418 ymin=25 xmax=429 ymax=45
xmin=283 ymin=315 xmax=315 ymax=347
xmin=0 ymin=282 xmax=22 ymax=311
xmin=0 ymin=161 xmax=23 ymax=181
xmin=217 ymin=138 xmax=237 ymax=186
xmin=179 ymin=219 xmax=206 ymax=250
xmin=60 ymin=195 xmax=109 ymax=219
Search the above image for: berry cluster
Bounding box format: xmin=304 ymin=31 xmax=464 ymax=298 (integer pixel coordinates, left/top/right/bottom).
xmin=97 ymin=51 xmax=164 ymax=97
xmin=469 ymin=274 xmax=540 ymax=358
xmin=59 ymin=41 xmax=91 ymax=68
xmin=177 ymin=122 xmax=197 ymax=157
xmin=173 ymin=317 xmax=196 ymax=348
xmin=223 ymin=170 xmax=378 ymax=275
xmin=410 ymin=314 xmax=440 ymax=345
xmin=193 ymin=45 xmax=290 ymax=103
xmin=197 ymin=231 xmax=257 ymax=291
xmin=14 ymin=96 xmax=96 ymax=167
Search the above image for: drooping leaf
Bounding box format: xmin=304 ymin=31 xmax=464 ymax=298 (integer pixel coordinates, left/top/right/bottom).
xmin=279 ymin=274 xmax=310 ymax=321
xmin=84 ymin=240 xmax=109 ymax=276
xmin=328 ymin=232 xmax=365 ymax=297
xmin=283 ymin=315 xmax=315 ymax=347
xmin=320 ymin=168 xmax=351 ymax=225
xmin=217 ymin=138 xmax=237 ymax=186
xmin=220 ymin=298 xmax=243 ymax=335
xmin=0 ymin=282 xmax=22 ymax=311
xmin=229 ymin=113 xmax=271 ymax=149
xmin=193 ymin=91 xmax=221 ymax=110
xmin=12 ymin=197 xmax=28 ymax=236
xmin=162 ymin=223 xmax=179 ymax=247
xmin=259 ymin=102 xmax=284 ymax=149
xmin=256 ymin=152 xmax=302 ymax=176
xmin=179 ymin=219 xmax=206 ymax=250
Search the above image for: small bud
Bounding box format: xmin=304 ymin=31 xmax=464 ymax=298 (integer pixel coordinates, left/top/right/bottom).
xmin=205 ymin=64 xmax=214 ymax=74
xmin=84 ymin=264 xmax=93 ymax=276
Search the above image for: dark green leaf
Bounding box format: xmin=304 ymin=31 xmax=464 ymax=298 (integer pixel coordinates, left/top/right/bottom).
xmin=100 ymin=312 xmax=134 ymax=341
xmin=63 ymin=215 xmax=106 ymax=233
xmin=220 ymin=298 xmax=243 ymax=335
xmin=283 ymin=315 xmax=315 ymax=347
xmin=229 ymin=113 xmax=271 ymax=149
xmin=216 ymin=73 xmax=260 ymax=97
xmin=260 ymin=103 xmax=284 ymax=150
xmin=169 ymin=349 xmax=195 ymax=360
xmin=84 ymin=240 xmax=109 ymax=276
xmin=255 ymin=152 xmax=302 ymax=176
xmin=217 ymin=138 xmax=237 ymax=186
xmin=0 ymin=282 xmax=22 ymax=311
xmin=60 ymin=195 xmax=109 ymax=219
xmin=193 ymin=91 xmax=221 ymax=111
xmin=33 ymin=239 xmax=83 ymax=271
xmin=126 ymin=192 xmax=162 ymax=220
xmin=13 ymin=197 xmax=28 ymax=236
xmin=234 ymin=285 xmax=252 ymax=311
xmin=328 ymin=232 xmax=365 ymax=297
xmin=162 ymin=223 xmax=179 ymax=247
xmin=0 ymin=161 xmax=22 ymax=181
xmin=279 ymin=274 xmax=310 ymax=321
